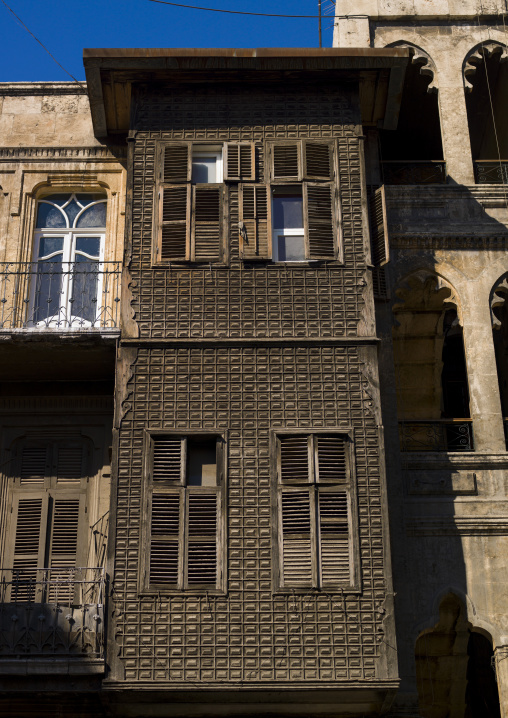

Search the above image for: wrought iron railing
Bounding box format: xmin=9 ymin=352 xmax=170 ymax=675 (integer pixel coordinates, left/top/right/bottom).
xmin=0 ymin=262 xmax=121 ymax=330
xmin=0 ymin=567 xmax=105 ymax=659
xmin=399 ymin=419 xmax=474 ymax=452
xmin=381 ymin=161 xmax=447 ymax=185
xmin=474 ymin=160 xmax=508 ymax=184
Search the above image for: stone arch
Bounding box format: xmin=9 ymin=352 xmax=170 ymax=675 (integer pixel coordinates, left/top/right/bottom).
xmin=464 ymin=40 xmax=508 ymax=93
xmin=491 ymin=272 xmax=508 ymax=422
xmin=386 ymin=41 xmax=438 ymax=93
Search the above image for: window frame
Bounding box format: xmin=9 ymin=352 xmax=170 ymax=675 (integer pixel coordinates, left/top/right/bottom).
xmin=141 ymin=429 xmax=227 ymax=595
xmin=270 ymin=428 xmax=361 ymax=594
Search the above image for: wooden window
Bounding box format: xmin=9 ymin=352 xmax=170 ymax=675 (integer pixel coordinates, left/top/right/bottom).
xmin=3 ymin=439 xmax=89 ymax=602
xmin=274 ymin=433 xmax=358 ymax=591
xmin=369 ymin=186 xmax=390 ymax=267
xmin=155 ymin=143 xmax=225 ymax=264
xmin=224 ymin=143 xmax=255 ymax=181
xmin=146 ymin=434 xmax=225 ymax=592
xmin=239 ymin=184 xmax=271 ymax=260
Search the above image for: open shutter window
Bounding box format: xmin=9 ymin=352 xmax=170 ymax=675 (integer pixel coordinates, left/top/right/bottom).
xmin=163 ymin=144 xmax=191 ymax=183
xmin=272 ymin=143 xmax=301 ymax=180
xmin=150 ymin=493 xmax=181 ymax=587
xmin=279 ymin=435 xmax=311 ymax=483
xmin=316 ymin=435 xmax=347 ymax=483
xmin=305 ymin=183 xmax=336 ymax=259
xmin=48 ymin=497 xmax=80 ymax=602
xmin=369 ymin=186 xmax=390 ymax=267
xmin=318 ymin=491 xmax=350 ymax=586
xmin=153 ymin=437 xmax=183 ymax=483
xmin=159 ymin=185 xmax=191 ymax=262
xmin=56 ymin=446 xmax=84 ymax=486
xmin=186 ymin=492 xmax=218 ymax=588
xmin=280 ymin=489 xmax=314 ymax=588
xmin=239 ymin=184 xmax=271 ymax=260
xmin=11 ymin=497 xmax=44 ymax=601
xmin=20 ymin=446 xmax=48 ymax=486
xmin=192 ymin=185 xmax=222 ymax=261
xmin=303 ymin=142 xmax=333 ymax=180
xmin=225 ymin=143 xmax=255 ymax=181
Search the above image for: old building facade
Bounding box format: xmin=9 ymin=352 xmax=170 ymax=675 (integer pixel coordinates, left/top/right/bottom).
xmin=0 ymin=2 xmax=506 ymax=717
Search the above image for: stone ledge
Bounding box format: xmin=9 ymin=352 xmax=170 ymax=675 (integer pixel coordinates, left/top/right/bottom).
xmin=0 ymin=82 xmax=87 ymax=96
xmin=0 ymin=657 xmax=104 ymax=675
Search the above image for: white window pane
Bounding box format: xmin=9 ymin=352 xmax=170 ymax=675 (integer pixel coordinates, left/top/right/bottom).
xmin=192 ymin=157 xmax=217 ymax=183
xmin=272 ymin=193 xmax=303 ymax=229
xmin=277 ymin=235 xmax=305 ymax=262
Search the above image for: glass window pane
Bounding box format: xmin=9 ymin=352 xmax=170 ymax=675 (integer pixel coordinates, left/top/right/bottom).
xmin=75 ymin=237 xmax=101 ymax=257
xmin=70 ymin=256 xmax=99 ymax=325
xmin=36 ymin=203 xmax=66 ymax=229
xmin=42 ymin=194 xmax=69 ymax=206
xmin=192 ymin=157 xmax=216 ymax=183
xmin=63 ymin=200 xmax=81 ymax=226
xmin=38 ymin=237 xmax=64 ymax=258
xmin=33 ymin=257 xmax=63 ymax=324
xmin=76 ymin=193 xmax=106 ymax=206
xmin=272 ymin=192 xmax=303 ymax=229
xmin=76 ymin=202 xmax=107 ymax=228
xmin=277 ymin=234 xmax=305 ymax=262
xmin=187 ymin=439 xmax=217 ymax=486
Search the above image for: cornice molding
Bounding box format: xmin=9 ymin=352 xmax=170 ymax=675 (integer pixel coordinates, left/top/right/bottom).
xmin=391 ymin=235 xmax=508 ymax=249
xmin=0 ymin=82 xmax=87 ymax=96
xmin=0 ymin=146 xmax=126 ymax=161
xmin=406 ymin=516 xmax=508 ymax=536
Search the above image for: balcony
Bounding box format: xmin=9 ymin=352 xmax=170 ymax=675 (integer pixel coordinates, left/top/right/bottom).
xmin=381 ymin=161 xmax=447 ymax=185
xmin=0 ymin=262 xmax=121 ymax=332
xmin=0 ymin=567 xmax=105 ymax=674
xmin=399 ymin=420 xmax=474 ymax=453
xmin=474 ymin=160 xmax=508 ymax=184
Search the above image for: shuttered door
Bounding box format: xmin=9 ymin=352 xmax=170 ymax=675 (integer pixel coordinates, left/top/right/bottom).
xmin=192 ymin=186 xmax=222 ymax=261
xmin=186 ymin=492 xmax=218 ymax=588
xmin=272 ymin=143 xmax=301 ymax=180
xmin=305 ymin=184 xmax=336 ymax=259
xmin=239 ymin=185 xmax=271 ymax=260
xmin=318 ymin=491 xmax=350 ymax=586
xmin=303 ymin=142 xmax=333 ymax=180
xmin=150 ymin=493 xmax=181 ymax=587
xmin=225 ymin=143 xmax=255 ymax=181
xmin=160 ymin=185 xmax=191 ymax=261
xmin=280 ymin=489 xmax=314 ymax=587
xmin=11 ymin=497 xmax=45 ymax=601
xmin=48 ymin=497 xmax=81 ymax=602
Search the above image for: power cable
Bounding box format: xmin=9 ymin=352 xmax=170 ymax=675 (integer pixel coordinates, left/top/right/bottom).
xmin=146 ymin=0 xmax=366 ymax=20
xmin=0 ymin=0 xmax=85 ymax=88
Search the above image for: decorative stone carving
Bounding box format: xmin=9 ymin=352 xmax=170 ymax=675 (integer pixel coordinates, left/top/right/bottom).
xmin=491 ymin=273 xmax=508 ymax=329
xmin=386 ymin=42 xmax=438 ymax=93
xmin=464 ymin=41 xmax=508 ymax=93
xmin=393 ymin=272 xmax=459 ymax=318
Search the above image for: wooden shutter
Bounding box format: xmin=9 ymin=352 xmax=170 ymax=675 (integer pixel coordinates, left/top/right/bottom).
xmin=11 ymin=497 xmax=44 ymax=601
xmin=369 ymin=186 xmax=390 ymax=266
xmin=305 ymin=183 xmax=336 ymax=259
xmin=56 ymin=446 xmax=84 ymax=486
xmin=186 ymin=492 xmax=218 ymax=588
xmin=272 ymin=143 xmax=301 ymax=180
xmin=150 ymin=493 xmax=181 ymax=586
xmin=373 ymin=266 xmax=388 ymax=301
xmin=239 ymin=184 xmax=271 ymax=260
xmin=159 ymin=185 xmax=191 ymax=262
xmin=303 ymin=141 xmax=333 ymax=180
xmin=163 ymin=144 xmax=191 ymax=183
xmin=225 ymin=143 xmax=255 ymax=181
xmin=279 ymin=435 xmax=311 ymax=483
xmin=153 ymin=436 xmax=183 ymax=483
xmin=20 ymin=446 xmax=48 ymax=486
xmin=280 ymin=489 xmax=314 ymax=587
xmin=318 ymin=491 xmax=350 ymax=586
xmin=315 ymin=435 xmax=347 ymax=483
xmin=47 ymin=497 xmax=80 ymax=602
xmin=192 ymin=185 xmax=222 ymax=261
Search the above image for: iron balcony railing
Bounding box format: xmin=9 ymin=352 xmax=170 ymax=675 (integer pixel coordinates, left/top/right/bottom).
xmin=0 ymin=567 xmax=105 ymax=660
xmin=381 ymin=160 xmax=447 ymax=185
xmin=399 ymin=419 xmax=474 ymax=452
xmin=0 ymin=261 xmax=121 ymax=330
xmin=474 ymin=160 xmax=508 ymax=184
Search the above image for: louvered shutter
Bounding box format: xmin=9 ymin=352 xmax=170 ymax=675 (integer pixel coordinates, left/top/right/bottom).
xmin=315 ymin=435 xmax=347 ymax=483
xmin=280 ymin=489 xmax=314 ymax=588
xmin=159 ymin=185 xmax=191 ymax=261
xmin=279 ymin=435 xmax=311 ymax=483
xmin=225 ymin=143 xmax=255 ymax=181
xmin=369 ymin=186 xmax=389 ymax=266
xmin=47 ymin=497 xmax=80 ymax=602
xmin=186 ymin=492 xmax=218 ymax=588
xmin=305 ymin=183 xmax=336 ymax=259
xmin=152 ymin=436 xmax=183 ymax=483
xmin=20 ymin=446 xmax=48 ymax=486
xmin=318 ymin=491 xmax=350 ymax=586
xmin=239 ymin=184 xmax=271 ymax=260
xmin=56 ymin=445 xmax=84 ymax=486
xmin=150 ymin=493 xmax=181 ymax=586
xmin=303 ymin=142 xmax=333 ymax=180
xmin=163 ymin=144 xmax=191 ymax=183
xmin=272 ymin=143 xmax=301 ymax=180
xmin=11 ymin=497 xmax=45 ymax=601
xmin=373 ymin=266 xmax=388 ymax=301
xmin=192 ymin=185 xmax=222 ymax=261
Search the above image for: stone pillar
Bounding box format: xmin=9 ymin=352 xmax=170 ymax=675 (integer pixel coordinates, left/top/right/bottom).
xmin=333 ymin=16 xmax=370 ymax=48
xmin=460 ymin=284 xmax=506 ymax=452
xmin=435 ymin=62 xmax=476 ymax=185
xmin=494 ymin=645 xmax=508 ymax=718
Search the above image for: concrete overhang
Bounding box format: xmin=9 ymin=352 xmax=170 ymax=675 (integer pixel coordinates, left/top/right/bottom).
xmin=83 ymin=47 xmax=409 ymax=137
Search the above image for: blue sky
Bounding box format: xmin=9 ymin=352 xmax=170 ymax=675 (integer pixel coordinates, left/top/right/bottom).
xmin=0 ymin=0 xmax=336 ymax=82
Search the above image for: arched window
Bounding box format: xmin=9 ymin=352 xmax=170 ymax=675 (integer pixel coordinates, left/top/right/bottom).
xmin=31 ymin=193 xmax=107 ymax=328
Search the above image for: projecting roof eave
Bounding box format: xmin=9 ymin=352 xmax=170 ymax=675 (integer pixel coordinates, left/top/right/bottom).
xmin=83 ymin=47 xmax=409 ymax=137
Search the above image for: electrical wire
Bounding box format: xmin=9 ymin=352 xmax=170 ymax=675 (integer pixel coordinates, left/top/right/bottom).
xmin=0 ymin=0 xmax=85 ymax=88
xmin=146 ymin=0 xmax=364 ymax=20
